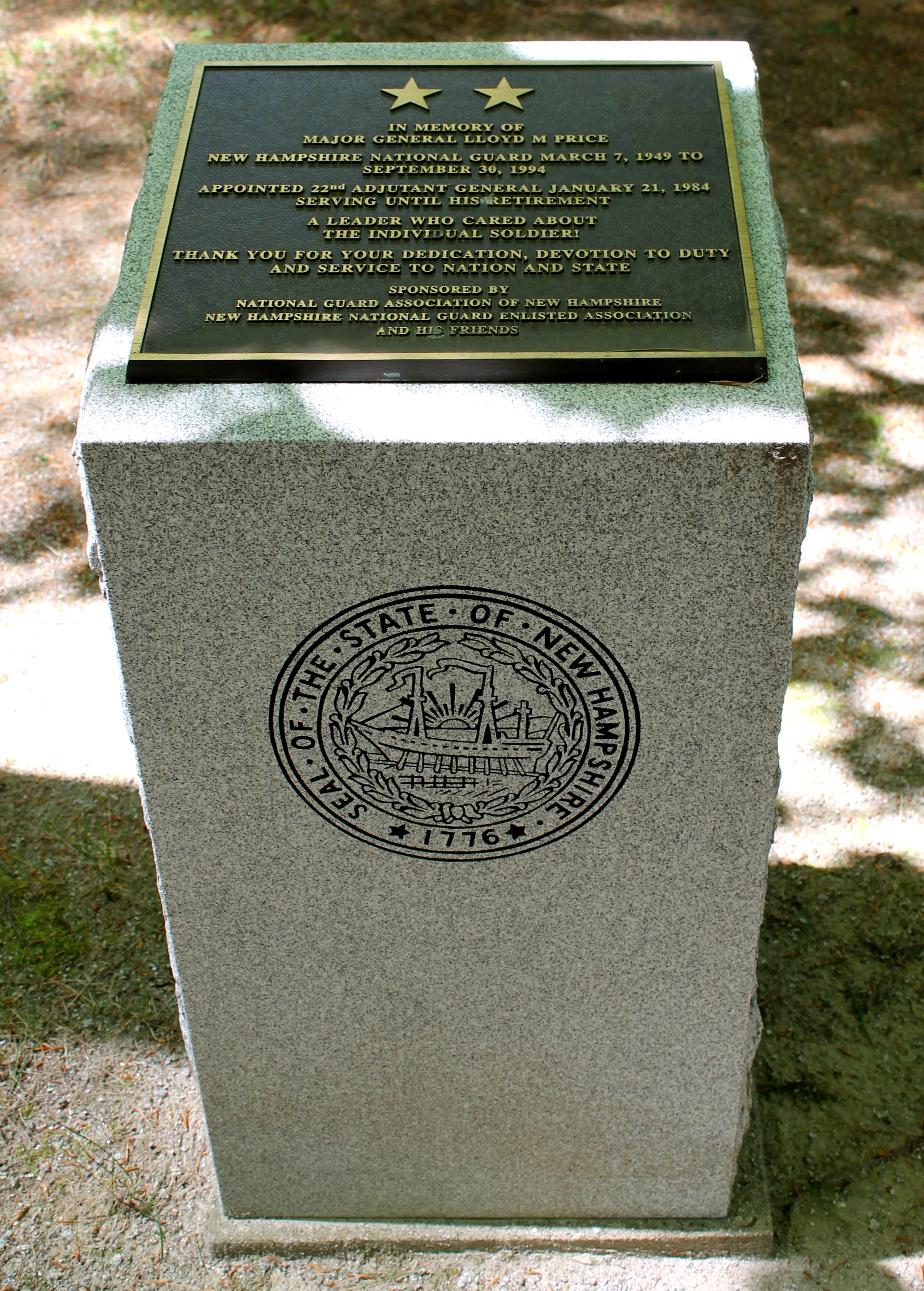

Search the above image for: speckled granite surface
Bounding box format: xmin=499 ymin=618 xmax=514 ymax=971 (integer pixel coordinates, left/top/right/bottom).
xmin=77 ymin=41 xmax=810 ymax=1222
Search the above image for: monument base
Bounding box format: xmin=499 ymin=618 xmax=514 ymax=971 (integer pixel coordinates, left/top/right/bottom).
xmin=207 ymin=1103 xmax=772 ymax=1260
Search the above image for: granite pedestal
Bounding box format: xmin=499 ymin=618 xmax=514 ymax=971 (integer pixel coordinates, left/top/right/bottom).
xmin=76 ymin=40 xmax=810 ymax=1240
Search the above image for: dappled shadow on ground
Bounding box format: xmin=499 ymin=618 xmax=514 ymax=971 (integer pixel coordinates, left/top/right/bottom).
xmin=790 ymin=390 xmax=924 ymax=805
xmin=793 ymin=597 xmax=895 ymax=688
xmin=0 ymin=494 xmax=85 ymax=567
xmin=757 ymin=853 xmax=924 ymax=1263
xmin=0 ymin=409 xmax=98 ymax=605
xmin=836 ymin=715 xmax=924 ymax=798
xmin=0 ymin=771 xmax=179 ymax=1047
xmin=807 ymin=384 xmax=924 ymax=513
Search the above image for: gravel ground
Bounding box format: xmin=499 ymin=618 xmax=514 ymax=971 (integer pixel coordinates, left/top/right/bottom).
xmin=2 ymin=1038 xmax=924 ymax=1289
xmin=3 ymin=1044 xmax=920 ymax=1290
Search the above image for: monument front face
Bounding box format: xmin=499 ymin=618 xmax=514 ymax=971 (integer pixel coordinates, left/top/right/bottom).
xmin=77 ymin=41 xmax=811 ymax=1223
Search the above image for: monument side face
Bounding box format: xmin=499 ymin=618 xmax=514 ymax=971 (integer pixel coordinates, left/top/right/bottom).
xmin=77 ymin=41 xmax=811 ymax=1221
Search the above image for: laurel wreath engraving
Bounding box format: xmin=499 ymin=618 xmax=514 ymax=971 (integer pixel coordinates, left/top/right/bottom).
xmin=326 ymin=629 xmax=588 ymax=826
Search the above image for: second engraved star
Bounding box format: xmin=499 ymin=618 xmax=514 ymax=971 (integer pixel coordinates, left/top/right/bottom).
xmin=474 ymin=76 xmax=534 ymax=110
xmin=381 ymin=77 xmax=441 ymax=110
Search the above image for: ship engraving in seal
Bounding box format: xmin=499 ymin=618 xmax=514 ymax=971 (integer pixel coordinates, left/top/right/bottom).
xmin=270 ymin=587 xmax=640 ymax=860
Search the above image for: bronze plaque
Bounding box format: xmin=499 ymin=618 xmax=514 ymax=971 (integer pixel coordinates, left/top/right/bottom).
xmin=129 ymin=61 xmax=766 ymax=383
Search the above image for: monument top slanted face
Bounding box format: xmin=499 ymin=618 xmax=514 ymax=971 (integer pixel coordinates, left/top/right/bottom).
xmin=127 ymin=56 xmax=765 ymax=384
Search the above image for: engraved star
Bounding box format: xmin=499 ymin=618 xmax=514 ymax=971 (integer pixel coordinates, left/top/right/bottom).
xmin=506 ymin=823 xmax=527 ymax=839
xmin=474 ymin=77 xmax=534 ymax=110
xmin=389 ymin=823 xmax=409 ymax=838
xmin=381 ymin=77 xmax=442 ymax=111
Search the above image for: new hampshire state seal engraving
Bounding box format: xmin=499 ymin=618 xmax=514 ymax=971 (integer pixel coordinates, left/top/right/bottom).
xmin=270 ymin=587 xmax=640 ymax=860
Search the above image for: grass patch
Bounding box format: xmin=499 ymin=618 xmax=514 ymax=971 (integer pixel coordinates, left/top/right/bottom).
xmin=0 ymin=772 xmax=179 ymax=1045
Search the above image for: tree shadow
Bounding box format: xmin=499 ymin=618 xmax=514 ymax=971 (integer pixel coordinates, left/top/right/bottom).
xmin=0 ymin=770 xmax=180 ymax=1047
xmin=793 ymin=302 xmax=868 ymax=359
xmin=0 ymin=494 xmax=86 ymax=566
xmin=789 ymin=582 xmax=923 ymax=797
xmin=806 ymin=385 xmax=924 ymax=520
xmin=836 ymin=716 xmax=924 ymax=797
xmin=756 ymin=852 xmax=924 ymax=1265
xmin=791 ymin=597 xmax=896 ymax=691
xmin=0 ymin=506 xmax=98 ymax=606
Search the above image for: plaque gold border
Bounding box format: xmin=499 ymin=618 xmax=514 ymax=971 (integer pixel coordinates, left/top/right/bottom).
xmin=130 ymin=59 xmax=766 ymax=373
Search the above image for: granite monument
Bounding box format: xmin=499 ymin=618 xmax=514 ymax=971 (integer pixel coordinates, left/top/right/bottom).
xmin=76 ymin=39 xmax=810 ymax=1253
